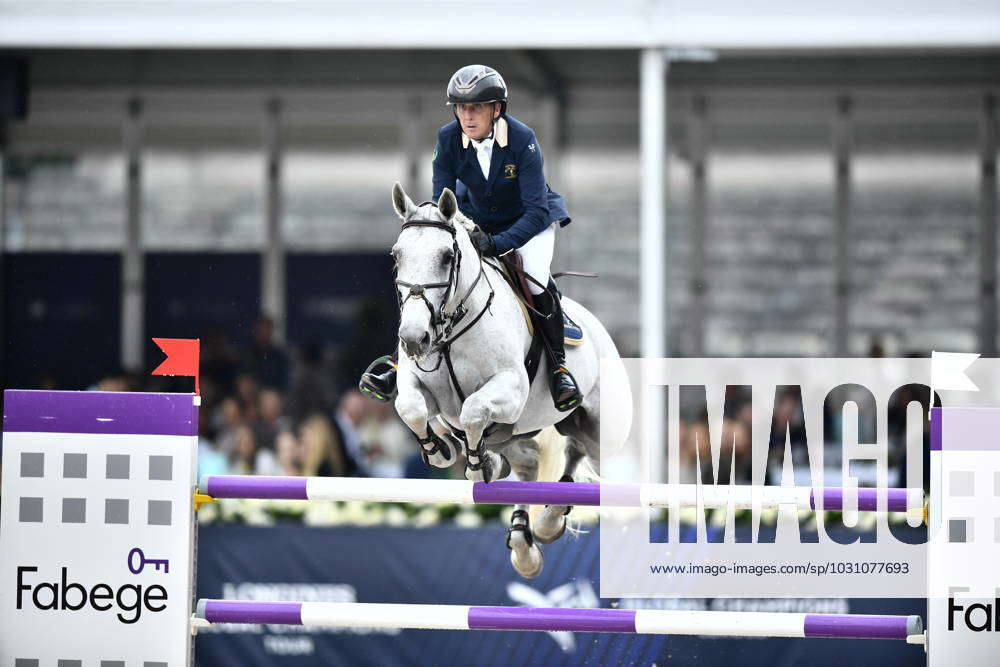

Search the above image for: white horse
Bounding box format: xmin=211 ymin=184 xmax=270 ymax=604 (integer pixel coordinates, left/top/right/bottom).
xmin=389 ymin=182 xmax=630 ymax=577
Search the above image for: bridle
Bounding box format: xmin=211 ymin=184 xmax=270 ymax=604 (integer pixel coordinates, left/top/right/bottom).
xmin=394 ymin=206 xmax=495 ymax=394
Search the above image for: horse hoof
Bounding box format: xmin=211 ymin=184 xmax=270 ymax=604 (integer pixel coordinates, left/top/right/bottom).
xmin=532 ymin=510 xmax=567 ymax=545
xmin=508 ymin=530 xmax=544 ymax=579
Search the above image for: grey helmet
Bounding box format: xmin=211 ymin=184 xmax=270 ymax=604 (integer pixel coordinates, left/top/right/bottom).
xmin=446 ymin=65 xmax=508 ymax=113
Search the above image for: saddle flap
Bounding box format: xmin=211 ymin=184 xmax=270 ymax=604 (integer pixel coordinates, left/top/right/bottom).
xmin=499 ymin=253 xmax=536 ymax=311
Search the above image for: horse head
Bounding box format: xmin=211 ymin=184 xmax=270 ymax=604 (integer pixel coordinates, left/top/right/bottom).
xmin=390 ymin=182 xmax=477 ymax=360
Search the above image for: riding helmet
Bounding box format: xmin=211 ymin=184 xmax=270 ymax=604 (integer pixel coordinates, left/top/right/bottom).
xmin=446 ymin=65 xmax=508 ymax=114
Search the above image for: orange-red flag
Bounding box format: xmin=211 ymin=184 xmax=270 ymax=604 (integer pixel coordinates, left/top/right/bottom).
xmin=151 ymin=338 xmax=201 ymax=394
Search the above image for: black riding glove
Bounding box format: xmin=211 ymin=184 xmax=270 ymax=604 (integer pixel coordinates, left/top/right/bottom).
xmin=469 ymin=227 xmax=498 ymax=257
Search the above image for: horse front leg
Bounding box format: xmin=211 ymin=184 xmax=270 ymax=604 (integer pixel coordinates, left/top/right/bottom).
xmin=395 ymin=365 xmax=458 ymax=469
xmin=459 ymin=369 xmax=527 ymax=483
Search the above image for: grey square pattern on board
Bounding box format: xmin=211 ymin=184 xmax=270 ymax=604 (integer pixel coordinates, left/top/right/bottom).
xmin=100 ymin=662 xmax=126 ymax=667
xmin=58 ymin=661 xmax=82 ymax=667
xmin=19 ymin=497 xmax=43 ymax=523
xmin=149 ymin=455 xmax=173 ymax=481
xmin=63 ymin=453 xmax=88 ymax=478
xmin=15 ymin=660 xmax=39 ymax=667
xmin=20 ymin=452 xmax=43 ymax=477
xmin=105 ymin=498 xmax=129 ymax=524
xmin=62 ymin=498 xmax=86 ymax=523
xmin=144 ymin=662 xmax=169 ymax=667
xmin=106 ymin=454 xmax=130 ymax=479
xmin=148 ymin=500 xmax=172 ymax=526
xmin=949 ymin=518 xmax=968 ymax=543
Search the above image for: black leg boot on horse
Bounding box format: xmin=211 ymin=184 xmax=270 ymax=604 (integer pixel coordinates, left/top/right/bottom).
xmin=359 ymin=353 xmax=398 ymax=403
xmin=534 ymin=281 xmax=583 ymax=412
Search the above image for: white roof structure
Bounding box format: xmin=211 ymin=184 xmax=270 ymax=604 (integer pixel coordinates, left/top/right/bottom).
xmin=0 ymin=0 xmax=998 ymax=51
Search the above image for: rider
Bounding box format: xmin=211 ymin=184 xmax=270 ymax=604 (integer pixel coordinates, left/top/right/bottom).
xmin=360 ymin=64 xmax=583 ymax=412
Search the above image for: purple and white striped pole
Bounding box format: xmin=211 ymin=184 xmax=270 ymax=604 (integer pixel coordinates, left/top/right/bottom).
xmin=202 ymin=476 xmax=922 ymax=513
xmin=195 ymin=600 xmax=923 ymax=641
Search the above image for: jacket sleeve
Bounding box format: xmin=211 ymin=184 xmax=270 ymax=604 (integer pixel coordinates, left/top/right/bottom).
xmin=492 ymin=135 xmax=550 ymax=255
xmin=431 ymin=131 xmax=457 ymax=200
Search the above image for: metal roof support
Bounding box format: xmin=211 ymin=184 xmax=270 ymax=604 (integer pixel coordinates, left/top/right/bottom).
xmin=641 ymin=47 xmax=667 ymax=482
xmin=979 ymin=92 xmax=997 ymax=357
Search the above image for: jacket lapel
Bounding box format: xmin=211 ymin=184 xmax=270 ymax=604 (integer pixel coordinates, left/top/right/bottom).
xmin=484 ymin=117 xmax=511 ymax=190
xmin=461 ymin=142 xmax=487 ymax=184
xmin=484 ymin=143 xmax=507 ymax=190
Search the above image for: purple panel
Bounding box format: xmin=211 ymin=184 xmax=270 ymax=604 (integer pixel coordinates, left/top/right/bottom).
xmin=2 ymin=390 xmax=197 ymax=436
xmin=930 ymin=406 xmax=942 ymax=451
xmin=203 ymin=600 xmax=303 ymax=625
xmin=472 ymin=481 xmax=601 ymax=506
xmin=810 ymin=488 xmax=910 ymax=512
xmin=205 ymin=475 xmax=308 ymax=500
xmin=803 ymin=614 xmax=920 ymax=640
xmin=468 ymin=607 xmax=636 ymax=633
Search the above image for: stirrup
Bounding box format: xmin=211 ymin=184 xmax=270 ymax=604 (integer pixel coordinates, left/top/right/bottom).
xmin=551 ymin=367 xmax=582 ymax=412
xmin=359 ymin=354 xmax=397 ymax=403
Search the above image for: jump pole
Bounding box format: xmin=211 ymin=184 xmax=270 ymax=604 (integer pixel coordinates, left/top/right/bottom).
xmin=194 ymin=600 xmax=923 ymax=641
xmin=202 ymin=475 xmax=925 ymax=515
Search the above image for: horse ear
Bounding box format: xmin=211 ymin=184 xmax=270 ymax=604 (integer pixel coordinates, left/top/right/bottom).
xmin=392 ymin=182 xmax=416 ymax=220
xmin=438 ymin=188 xmax=458 ymax=220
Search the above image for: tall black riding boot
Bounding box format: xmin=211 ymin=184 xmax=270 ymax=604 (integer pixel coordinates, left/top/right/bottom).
xmin=359 ymin=352 xmax=398 ymax=403
xmin=534 ymin=285 xmax=583 ymax=412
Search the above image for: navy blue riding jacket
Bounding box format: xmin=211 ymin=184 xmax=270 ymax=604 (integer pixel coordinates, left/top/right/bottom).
xmin=431 ymin=113 xmax=571 ymax=256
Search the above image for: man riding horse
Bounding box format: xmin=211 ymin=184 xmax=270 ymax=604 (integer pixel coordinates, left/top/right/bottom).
xmin=360 ymin=64 xmax=583 ymax=412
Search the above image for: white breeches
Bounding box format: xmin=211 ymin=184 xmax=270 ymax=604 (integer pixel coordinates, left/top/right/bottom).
xmin=515 ymin=222 xmax=556 ymax=295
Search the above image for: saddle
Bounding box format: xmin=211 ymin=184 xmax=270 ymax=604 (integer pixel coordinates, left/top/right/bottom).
xmin=495 ymin=253 xmax=586 ymax=346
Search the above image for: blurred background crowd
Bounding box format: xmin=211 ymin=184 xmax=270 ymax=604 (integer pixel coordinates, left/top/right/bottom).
xmin=85 ymin=314 xmax=432 ymax=482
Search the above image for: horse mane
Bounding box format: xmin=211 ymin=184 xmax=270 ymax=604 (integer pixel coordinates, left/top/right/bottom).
xmin=451 ymin=210 xmax=477 ymax=235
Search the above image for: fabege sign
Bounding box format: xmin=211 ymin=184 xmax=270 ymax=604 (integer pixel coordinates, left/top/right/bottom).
xmin=0 ymin=390 xmax=197 ymax=666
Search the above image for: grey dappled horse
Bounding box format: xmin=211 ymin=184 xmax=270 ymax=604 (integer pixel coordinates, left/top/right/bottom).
xmin=389 ymin=183 xmax=631 ymax=577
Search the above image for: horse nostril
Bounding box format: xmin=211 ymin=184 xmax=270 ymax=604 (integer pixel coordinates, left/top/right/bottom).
xmin=420 ymin=332 xmax=431 ymax=346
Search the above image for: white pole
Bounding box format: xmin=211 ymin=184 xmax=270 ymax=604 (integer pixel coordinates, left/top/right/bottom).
xmin=640 ymin=48 xmax=668 ymax=482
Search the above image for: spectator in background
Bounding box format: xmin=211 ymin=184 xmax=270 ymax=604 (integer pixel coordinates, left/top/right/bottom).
xmin=213 ymin=396 xmax=243 ymax=459
xmin=197 ymin=401 xmax=228 ymax=478
xmin=201 ymin=325 xmax=239 ymax=394
xmin=228 ymin=423 xmax=281 ymax=475
xmin=288 ymin=342 xmax=337 ymax=424
xmin=255 ymin=387 xmax=290 ymax=452
xmin=234 ymin=372 xmax=260 ymax=423
xmin=300 ymin=414 xmax=366 ymax=477
xmin=275 ymin=429 xmax=304 ymax=476
xmin=339 ymin=389 xmax=413 ymax=478
xmin=241 ymin=315 xmax=290 ymax=390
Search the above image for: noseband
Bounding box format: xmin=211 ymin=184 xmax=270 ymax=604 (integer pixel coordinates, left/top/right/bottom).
xmin=394 ymin=211 xmax=494 ymax=388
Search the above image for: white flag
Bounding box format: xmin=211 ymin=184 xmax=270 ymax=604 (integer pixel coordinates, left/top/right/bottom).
xmin=931 ymin=351 xmax=980 ymax=394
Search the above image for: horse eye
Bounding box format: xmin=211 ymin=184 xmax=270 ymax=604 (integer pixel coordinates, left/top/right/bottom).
xmin=440 ymin=250 xmax=453 ymax=267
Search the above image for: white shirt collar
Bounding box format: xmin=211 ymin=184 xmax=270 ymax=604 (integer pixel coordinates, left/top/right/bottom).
xmin=471 ymin=135 xmax=494 ymax=151
xmin=462 ymin=116 xmax=509 ymax=149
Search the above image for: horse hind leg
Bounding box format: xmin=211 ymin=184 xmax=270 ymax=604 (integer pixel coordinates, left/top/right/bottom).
xmin=503 ymin=437 xmax=545 ymax=578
